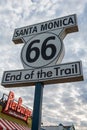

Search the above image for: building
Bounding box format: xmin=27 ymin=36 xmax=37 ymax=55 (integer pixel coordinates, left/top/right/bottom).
xmin=42 ymin=124 xmax=75 ymax=130
xmin=0 ymin=91 xmax=75 ymax=130
xmin=0 ymin=91 xmax=32 ymax=130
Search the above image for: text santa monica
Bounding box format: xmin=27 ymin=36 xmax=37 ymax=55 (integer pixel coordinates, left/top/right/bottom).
xmin=13 ymin=14 xmax=76 ymax=39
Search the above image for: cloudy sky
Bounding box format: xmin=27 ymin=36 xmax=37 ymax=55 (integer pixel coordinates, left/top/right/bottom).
xmin=0 ymin=0 xmax=87 ymax=130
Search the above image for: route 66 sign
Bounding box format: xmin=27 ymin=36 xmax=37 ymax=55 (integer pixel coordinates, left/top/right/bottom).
xmin=2 ymin=14 xmax=84 ymax=88
xmin=21 ymin=32 xmax=64 ymax=68
xmin=12 ymin=14 xmax=78 ymax=69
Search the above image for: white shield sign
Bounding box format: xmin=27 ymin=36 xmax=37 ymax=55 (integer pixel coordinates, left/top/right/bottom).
xmin=12 ymin=14 xmax=78 ymax=69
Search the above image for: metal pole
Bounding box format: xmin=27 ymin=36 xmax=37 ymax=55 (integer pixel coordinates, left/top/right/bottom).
xmin=31 ymin=82 xmax=44 ymax=130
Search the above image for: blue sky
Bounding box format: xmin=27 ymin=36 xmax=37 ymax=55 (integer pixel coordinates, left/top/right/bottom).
xmin=0 ymin=0 xmax=87 ymax=130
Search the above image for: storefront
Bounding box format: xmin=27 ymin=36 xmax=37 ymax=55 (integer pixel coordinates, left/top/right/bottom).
xmin=0 ymin=91 xmax=32 ymax=130
xmin=0 ymin=118 xmax=31 ymax=130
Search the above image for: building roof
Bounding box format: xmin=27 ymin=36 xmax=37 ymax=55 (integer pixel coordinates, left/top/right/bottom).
xmin=42 ymin=124 xmax=75 ymax=130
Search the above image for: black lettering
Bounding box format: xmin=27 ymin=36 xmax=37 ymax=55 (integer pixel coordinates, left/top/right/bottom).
xmin=37 ymin=71 xmax=40 ymax=78
xmin=65 ymin=68 xmax=71 ymax=74
xmin=63 ymin=18 xmax=68 ymax=25
xmin=30 ymin=71 xmax=34 ymax=79
xmin=60 ymin=69 xmax=64 ymax=75
xmin=75 ymin=64 xmax=78 ymax=73
xmin=54 ymin=67 xmax=60 ymax=76
xmin=72 ymin=65 xmax=75 ymax=73
xmin=16 ymin=72 xmax=22 ymax=80
xmin=68 ymin=17 xmax=74 ymax=24
xmin=41 ymin=24 xmax=47 ymax=31
xmin=5 ymin=73 xmax=11 ymax=81
xmin=10 ymin=75 xmax=15 ymax=81
xmin=14 ymin=30 xmax=20 ymax=37
xmin=37 ymin=69 xmax=52 ymax=78
xmin=20 ymin=29 xmax=24 ymax=36
xmin=29 ymin=27 xmax=33 ymax=34
xmin=60 ymin=19 xmax=62 ymax=26
xmin=54 ymin=21 xmax=59 ymax=28
xmin=40 ymin=69 xmax=46 ymax=78
xmin=48 ymin=22 xmax=53 ymax=29
xmin=47 ymin=71 xmax=52 ymax=77
xmin=32 ymin=26 xmax=37 ymax=33
xmin=24 ymin=74 xmax=30 ymax=79
xmin=23 ymin=28 xmax=28 ymax=35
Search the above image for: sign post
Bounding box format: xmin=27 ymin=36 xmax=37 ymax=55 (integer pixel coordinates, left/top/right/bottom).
xmin=1 ymin=14 xmax=84 ymax=130
xmin=32 ymin=83 xmax=44 ymax=130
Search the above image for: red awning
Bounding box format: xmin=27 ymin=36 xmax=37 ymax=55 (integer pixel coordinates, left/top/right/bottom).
xmin=0 ymin=118 xmax=31 ymax=130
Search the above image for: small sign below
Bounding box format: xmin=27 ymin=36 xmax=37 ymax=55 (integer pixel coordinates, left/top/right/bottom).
xmin=1 ymin=61 xmax=83 ymax=88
